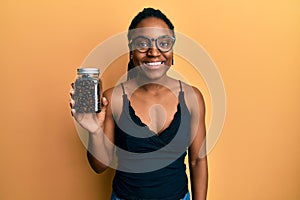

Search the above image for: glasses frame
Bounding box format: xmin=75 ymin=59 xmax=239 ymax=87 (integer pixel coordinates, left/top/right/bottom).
xmin=129 ymin=35 xmax=176 ymax=53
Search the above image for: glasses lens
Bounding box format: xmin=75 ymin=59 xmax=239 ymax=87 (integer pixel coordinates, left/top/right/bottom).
xmin=131 ymin=36 xmax=151 ymax=52
xmin=157 ymin=36 xmax=174 ymax=52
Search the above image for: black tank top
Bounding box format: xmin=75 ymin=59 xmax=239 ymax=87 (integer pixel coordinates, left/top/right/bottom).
xmin=113 ymin=81 xmax=191 ymax=200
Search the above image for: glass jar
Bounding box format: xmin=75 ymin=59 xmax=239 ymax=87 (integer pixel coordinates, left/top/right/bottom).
xmin=74 ymin=68 xmax=101 ymax=113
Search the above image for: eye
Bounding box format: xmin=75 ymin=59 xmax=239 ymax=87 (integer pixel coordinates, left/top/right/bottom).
xmin=159 ymin=40 xmax=171 ymax=48
xmin=132 ymin=37 xmax=151 ymax=49
xmin=137 ymin=41 xmax=150 ymax=48
xmin=158 ymin=37 xmax=173 ymax=50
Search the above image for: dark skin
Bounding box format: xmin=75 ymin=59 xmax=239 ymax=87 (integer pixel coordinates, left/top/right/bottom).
xmin=70 ymin=17 xmax=208 ymax=200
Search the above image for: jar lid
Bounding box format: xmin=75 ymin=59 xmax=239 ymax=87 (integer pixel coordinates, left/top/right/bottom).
xmin=77 ymin=68 xmax=100 ymax=74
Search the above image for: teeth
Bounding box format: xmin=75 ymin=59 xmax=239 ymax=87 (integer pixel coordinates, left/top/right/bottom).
xmin=145 ymin=61 xmax=163 ymax=66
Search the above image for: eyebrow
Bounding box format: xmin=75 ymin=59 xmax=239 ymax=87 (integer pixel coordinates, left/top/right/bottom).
xmin=130 ymin=35 xmax=174 ymax=41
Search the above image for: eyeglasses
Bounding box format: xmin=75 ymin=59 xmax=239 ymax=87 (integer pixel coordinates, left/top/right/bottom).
xmin=129 ymin=35 xmax=176 ymax=53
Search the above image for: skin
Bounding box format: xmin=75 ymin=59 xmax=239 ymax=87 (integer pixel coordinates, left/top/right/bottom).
xmin=70 ymin=17 xmax=208 ymax=200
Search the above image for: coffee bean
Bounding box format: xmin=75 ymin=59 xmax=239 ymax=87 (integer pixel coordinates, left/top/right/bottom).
xmin=74 ymin=77 xmax=100 ymax=113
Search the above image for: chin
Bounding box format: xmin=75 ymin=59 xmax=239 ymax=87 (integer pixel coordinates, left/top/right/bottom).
xmin=139 ymin=66 xmax=170 ymax=80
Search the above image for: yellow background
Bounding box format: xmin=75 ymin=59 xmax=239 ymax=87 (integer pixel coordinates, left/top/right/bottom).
xmin=1 ymin=0 xmax=299 ymax=199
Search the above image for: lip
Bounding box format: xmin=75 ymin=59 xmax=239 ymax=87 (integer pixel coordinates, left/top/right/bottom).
xmin=142 ymin=61 xmax=166 ymax=69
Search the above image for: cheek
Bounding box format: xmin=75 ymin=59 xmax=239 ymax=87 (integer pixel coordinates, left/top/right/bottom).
xmin=165 ymin=53 xmax=173 ymax=65
xmin=132 ymin=52 xmax=143 ymax=65
xmin=131 ymin=57 xmax=139 ymax=67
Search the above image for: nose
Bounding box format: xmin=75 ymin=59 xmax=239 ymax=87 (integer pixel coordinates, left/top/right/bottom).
xmin=147 ymin=43 xmax=161 ymax=57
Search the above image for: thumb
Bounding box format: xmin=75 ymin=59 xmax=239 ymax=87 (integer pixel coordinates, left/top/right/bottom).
xmin=101 ymin=97 xmax=109 ymax=111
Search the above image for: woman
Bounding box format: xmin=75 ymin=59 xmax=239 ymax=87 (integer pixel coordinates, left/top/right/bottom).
xmin=70 ymin=8 xmax=208 ymax=200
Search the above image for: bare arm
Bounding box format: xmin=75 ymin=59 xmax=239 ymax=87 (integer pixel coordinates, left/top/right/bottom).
xmin=87 ymin=89 xmax=115 ymax=173
xmin=188 ymin=87 xmax=208 ymax=200
xmin=70 ymin=88 xmax=115 ymax=174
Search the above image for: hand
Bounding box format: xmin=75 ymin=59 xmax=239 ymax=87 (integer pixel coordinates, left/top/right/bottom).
xmin=69 ymin=84 xmax=109 ymax=134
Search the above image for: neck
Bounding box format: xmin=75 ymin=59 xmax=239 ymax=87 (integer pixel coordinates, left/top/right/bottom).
xmin=135 ymin=75 xmax=169 ymax=91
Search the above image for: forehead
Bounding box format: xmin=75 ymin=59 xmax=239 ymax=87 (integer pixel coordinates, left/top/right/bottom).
xmin=130 ymin=17 xmax=173 ymax=39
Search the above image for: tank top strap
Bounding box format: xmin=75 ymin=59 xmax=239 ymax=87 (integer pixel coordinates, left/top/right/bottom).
xmin=178 ymin=80 xmax=186 ymax=107
xmin=121 ymin=83 xmax=126 ymax=95
xmin=179 ymin=80 xmax=183 ymax=92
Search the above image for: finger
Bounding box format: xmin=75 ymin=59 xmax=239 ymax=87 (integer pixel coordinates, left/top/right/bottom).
xmin=98 ymin=97 xmax=108 ymax=115
xmin=71 ymin=109 xmax=84 ymax=122
xmin=70 ymin=82 xmax=74 ymax=89
xmin=69 ymin=88 xmax=75 ymax=97
xmin=70 ymin=99 xmax=75 ymax=108
xmin=71 ymin=108 xmax=76 ymax=117
xmin=71 ymin=109 xmax=85 ymax=121
xmin=101 ymin=97 xmax=109 ymax=106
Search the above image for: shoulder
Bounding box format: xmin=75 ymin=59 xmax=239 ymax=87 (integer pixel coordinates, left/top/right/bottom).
xmin=180 ymin=81 xmax=204 ymax=100
xmin=102 ymin=84 xmax=124 ymax=118
xmin=180 ymin=81 xmax=205 ymax=113
xmin=103 ymin=84 xmax=123 ymax=101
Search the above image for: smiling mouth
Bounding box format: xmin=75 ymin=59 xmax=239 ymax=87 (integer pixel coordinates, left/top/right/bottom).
xmin=143 ymin=61 xmax=165 ymax=68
